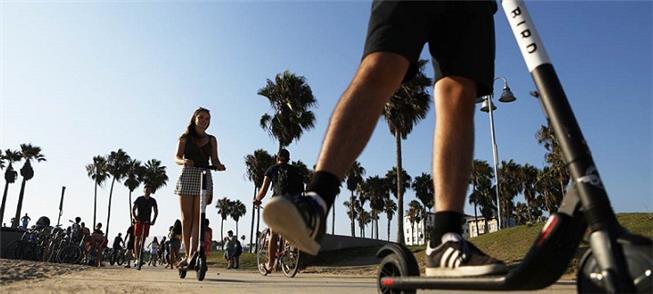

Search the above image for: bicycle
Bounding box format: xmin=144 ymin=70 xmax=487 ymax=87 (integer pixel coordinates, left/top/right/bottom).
xmin=256 ymin=226 xmax=302 ymax=278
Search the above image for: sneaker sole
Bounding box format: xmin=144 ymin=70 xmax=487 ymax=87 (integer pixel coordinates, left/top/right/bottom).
xmin=263 ymin=197 xmax=321 ymax=256
xmin=425 ymin=264 xmax=507 ymax=277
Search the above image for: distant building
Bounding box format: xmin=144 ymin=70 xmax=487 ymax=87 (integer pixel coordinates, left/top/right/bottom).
xmin=403 ymin=213 xmax=500 ymax=246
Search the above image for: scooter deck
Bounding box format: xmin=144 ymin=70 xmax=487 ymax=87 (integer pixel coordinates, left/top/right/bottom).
xmin=379 ymin=213 xmax=586 ymax=291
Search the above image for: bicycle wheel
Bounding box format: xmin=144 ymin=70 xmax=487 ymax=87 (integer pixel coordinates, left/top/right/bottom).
xmin=116 ymin=249 xmax=126 ymax=265
xmin=281 ymin=241 xmax=301 ymax=278
xmin=57 ymin=245 xmax=82 ymax=264
xmin=256 ymin=229 xmax=270 ymax=275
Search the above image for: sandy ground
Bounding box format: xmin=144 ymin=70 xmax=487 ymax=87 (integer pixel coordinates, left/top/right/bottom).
xmin=0 ymin=258 xmax=576 ymax=294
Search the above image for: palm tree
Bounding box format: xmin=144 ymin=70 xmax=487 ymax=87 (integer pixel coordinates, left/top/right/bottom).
xmin=345 ymin=161 xmax=365 ymax=237
xmin=412 ymin=173 xmax=434 ymax=212
xmin=536 ymin=123 xmax=570 ymax=197
xmin=518 ymin=163 xmax=540 ymax=222
xmin=407 ymin=200 xmax=424 ymax=244
xmin=536 ymin=166 xmax=563 ymax=214
xmin=513 ymin=202 xmax=530 ymax=225
xmin=12 ymin=144 xmax=47 ymax=228
xmin=363 ymin=176 xmax=389 ymax=239
xmin=383 ymin=198 xmax=397 ymax=241
xmin=124 ymin=159 xmax=145 ymax=221
xmin=230 ymin=200 xmax=247 ymax=236
xmin=105 ymin=149 xmax=130 ymax=237
xmin=86 ymin=155 xmax=108 ymax=229
xmin=1 ymin=149 xmax=21 ymax=226
xmin=142 ymin=159 xmax=168 ymax=193
xmin=258 ymin=70 xmax=317 ymax=151
xmin=343 ymin=199 xmax=359 ymax=237
xmin=383 ymin=59 xmax=431 ymax=244
xmin=0 ymin=150 xmax=3 ymax=170
xmin=216 ymin=197 xmax=231 ymax=249
xmin=385 ymin=167 xmax=412 ymax=243
xmin=469 ymin=159 xmax=493 ymax=234
xmin=498 ymin=160 xmax=522 ymax=227
xmin=244 ymin=149 xmax=274 ymax=252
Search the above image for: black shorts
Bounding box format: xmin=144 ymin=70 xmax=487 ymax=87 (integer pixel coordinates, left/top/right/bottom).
xmin=363 ymin=0 xmax=497 ymax=96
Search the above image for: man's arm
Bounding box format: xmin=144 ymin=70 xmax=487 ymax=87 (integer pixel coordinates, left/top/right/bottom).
xmin=151 ymin=200 xmax=158 ymax=225
xmin=254 ymin=176 xmax=272 ymax=204
xmin=132 ymin=203 xmax=138 ymax=221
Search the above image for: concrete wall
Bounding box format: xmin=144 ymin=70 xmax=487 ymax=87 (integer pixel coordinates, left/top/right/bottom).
xmin=319 ymin=234 xmax=391 ymax=252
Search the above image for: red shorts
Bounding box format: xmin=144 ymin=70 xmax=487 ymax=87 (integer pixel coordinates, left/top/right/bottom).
xmin=134 ymin=222 xmax=150 ymax=238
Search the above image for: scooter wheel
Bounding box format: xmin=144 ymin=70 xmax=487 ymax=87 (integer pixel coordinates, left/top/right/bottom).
xmin=196 ymin=258 xmax=207 ymax=281
xmin=178 ymin=268 xmax=187 ymax=279
xmin=377 ymin=252 xmax=418 ymax=294
xmin=577 ymin=234 xmax=652 ymax=293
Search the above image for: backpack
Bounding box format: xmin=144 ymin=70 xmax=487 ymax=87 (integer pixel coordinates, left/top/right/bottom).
xmin=273 ymin=164 xmax=303 ymax=196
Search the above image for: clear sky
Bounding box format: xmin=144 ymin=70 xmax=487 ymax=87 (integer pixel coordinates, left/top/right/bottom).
xmin=1 ymin=1 xmax=651 ymax=243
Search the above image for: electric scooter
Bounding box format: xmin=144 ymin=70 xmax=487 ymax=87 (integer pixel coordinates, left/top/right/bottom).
xmin=179 ymin=167 xmax=215 ymax=281
xmin=376 ymin=1 xmax=652 ymax=293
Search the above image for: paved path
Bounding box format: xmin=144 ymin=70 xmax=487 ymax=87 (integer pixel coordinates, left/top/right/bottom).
xmin=1 ymin=265 xmax=577 ymax=293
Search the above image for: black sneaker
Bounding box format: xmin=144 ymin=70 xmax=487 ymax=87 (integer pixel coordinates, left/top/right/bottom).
xmin=425 ymin=233 xmax=507 ymax=277
xmin=263 ymin=193 xmax=326 ymax=255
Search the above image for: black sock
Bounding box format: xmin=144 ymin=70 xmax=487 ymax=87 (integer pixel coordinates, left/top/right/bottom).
xmin=306 ymin=171 xmax=340 ymax=209
xmin=429 ymin=211 xmax=464 ymax=247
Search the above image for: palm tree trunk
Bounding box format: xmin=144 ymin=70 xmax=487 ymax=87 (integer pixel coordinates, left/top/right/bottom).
xmin=249 ymin=186 xmax=257 ymax=253
xmin=474 ymin=203 xmax=480 ymax=236
xmin=106 ymin=178 xmax=116 ymax=238
xmin=350 ymin=191 xmax=355 ymax=237
xmin=387 ymin=217 xmax=391 ymax=241
xmin=128 ymin=190 xmax=133 ymax=222
xmin=332 ymin=203 xmax=335 ymax=235
xmin=395 ymin=131 xmax=405 ymax=245
xmin=255 ymin=206 xmax=261 ymax=253
xmin=1 ymin=182 xmax=10 ymax=226
xmin=236 ymin=220 xmax=239 ymax=237
xmin=13 ymin=179 xmax=27 ymax=228
xmin=220 ymin=218 xmax=224 ymax=250
xmin=93 ymin=182 xmax=98 ymax=229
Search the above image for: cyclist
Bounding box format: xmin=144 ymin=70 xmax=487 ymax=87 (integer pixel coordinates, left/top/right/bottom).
xmin=167 ymin=220 xmax=182 ymax=268
xmin=132 ymin=185 xmax=158 ymax=263
xmin=223 ymin=230 xmax=239 ymax=269
xmin=263 ymin=0 xmax=507 ymax=277
xmin=173 ymin=107 xmax=226 ymax=268
xmin=254 ymin=149 xmax=304 ymax=274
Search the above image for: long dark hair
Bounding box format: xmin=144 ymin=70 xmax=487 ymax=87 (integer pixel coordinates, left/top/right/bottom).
xmin=180 ymin=107 xmax=210 ymax=139
xmin=173 ymin=219 xmax=182 ymax=234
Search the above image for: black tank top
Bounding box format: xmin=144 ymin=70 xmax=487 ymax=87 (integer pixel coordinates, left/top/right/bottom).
xmin=184 ymin=136 xmax=212 ymax=168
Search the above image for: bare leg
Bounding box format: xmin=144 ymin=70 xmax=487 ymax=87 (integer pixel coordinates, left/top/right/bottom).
xmin=433 ymin=76 xmax=477 ymax=213
xmin=179 ymin=195 xmax=195 ymax=263
xmin=189 ymin=196 xmax=201 ymax=258
xmin=267 ymin=232 xmax=279 ymax=270
xmin=315 ymin=52 xmax=410 ymax=177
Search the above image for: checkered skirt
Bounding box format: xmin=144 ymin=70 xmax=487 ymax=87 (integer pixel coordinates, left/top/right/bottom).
xmin=174 ymin=166 xmax=213 ymax=196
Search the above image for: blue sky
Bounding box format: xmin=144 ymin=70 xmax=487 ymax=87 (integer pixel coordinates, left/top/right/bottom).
xmin=1 ymin=1 xmax=651 ymax=242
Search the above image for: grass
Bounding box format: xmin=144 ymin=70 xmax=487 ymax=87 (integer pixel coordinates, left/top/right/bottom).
xmin=203 ymin=213 xmax=652 ymax=277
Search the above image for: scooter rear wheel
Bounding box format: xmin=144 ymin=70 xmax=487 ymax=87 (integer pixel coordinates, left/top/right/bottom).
xmin=577 ymin=234 xmax=653 ymax=293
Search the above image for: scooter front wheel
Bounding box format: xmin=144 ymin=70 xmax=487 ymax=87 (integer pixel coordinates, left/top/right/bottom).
xmin=196 ymin=258 xmax=207 ymax=281
xmin=377 ymin=252 xmax=419 ymax=294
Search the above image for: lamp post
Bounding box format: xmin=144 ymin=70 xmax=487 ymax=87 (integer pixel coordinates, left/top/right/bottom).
xmin=478 ymin=77 xmax=516 ymax=230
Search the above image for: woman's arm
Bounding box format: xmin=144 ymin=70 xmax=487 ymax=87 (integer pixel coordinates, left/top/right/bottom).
xmin=175 ymin=138 xmax=193 ymax=167
xmin=210 ymin=136 xmax=226 ymax=171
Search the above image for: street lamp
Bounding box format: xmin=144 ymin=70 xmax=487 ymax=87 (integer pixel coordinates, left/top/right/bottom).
xmin=478 ymin=76 xmax=517 ymax=230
